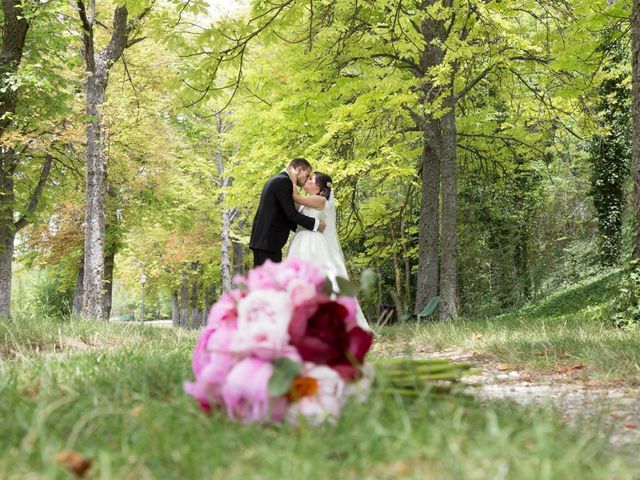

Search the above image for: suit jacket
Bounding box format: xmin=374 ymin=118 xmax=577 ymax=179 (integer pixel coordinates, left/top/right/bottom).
xmin=249 ymin=172 xmax=316 ymax=252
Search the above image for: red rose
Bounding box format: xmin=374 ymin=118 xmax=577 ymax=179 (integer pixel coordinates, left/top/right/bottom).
xmin=288 ymin=300 xmax=373 ymax=380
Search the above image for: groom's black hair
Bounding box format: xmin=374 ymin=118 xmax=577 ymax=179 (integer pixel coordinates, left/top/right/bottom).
xmin=289 ymin=157 xmax=312 ymax=170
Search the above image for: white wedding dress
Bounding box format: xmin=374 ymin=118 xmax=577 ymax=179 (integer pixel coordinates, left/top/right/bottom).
xmin=287 ymin=196 xmax=370 ymax=330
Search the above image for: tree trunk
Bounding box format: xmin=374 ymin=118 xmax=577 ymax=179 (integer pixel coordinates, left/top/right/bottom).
xmin=415 ymin=133 xmax=440 ymax=314
xmin=214 ymin=112 xmax=235 ymax=291
xmin=0 ymin=0 xmax=30 ymax=319
xmin=190 ymin=263 xmax=201 ymax=328
xmin=102 ymin=249 xmax=115 ymax=320
xmin=180 ymin=270 xmax=190 ymax=328
xmin=439 ymin=98 xmax=458 ymax=320
xmin=233 ymin=239 xmax=244 ymax=277
xmin=220 ymin=207 xmax=233 ymax=291
xmin=72 ymin=260 xmax=85 ymax=316
xmin=79 ymin=5 xmax=129 ymax=320
xmin=81 ymin=67 xmax=109 ymax=320
xmin=632 ymin=0 xmax=640 ymax=257
xmin=171 ymin=292 xmax=180 ymax=327
xmin=0 ymin=229 xmax=14 ymax=318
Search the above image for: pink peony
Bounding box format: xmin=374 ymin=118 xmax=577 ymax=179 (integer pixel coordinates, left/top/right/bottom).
xmin=231 ymin=290 xmax=293 ymax=358
xmin=222 ymin=357 xmax=287 ymax=423
xmin=273 ymin=257 xmax=326 ymax=290
xmin=246 ymin=261 xmax=280 ymax=290
xmin=184 ymin=324 xmax=237 ymax=411
xmin=207 ymin=291 xmax=240 ymax=328
xmin=287 ymin=278 xmax=319 ymax=307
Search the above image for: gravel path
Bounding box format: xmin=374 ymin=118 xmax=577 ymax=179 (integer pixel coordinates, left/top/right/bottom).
xmin=437 ymin=349 xmax=639 ymax=449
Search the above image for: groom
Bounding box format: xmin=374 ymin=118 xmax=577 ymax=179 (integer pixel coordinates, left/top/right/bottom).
xmin=250 ymin=158 xmax=326 ymax=267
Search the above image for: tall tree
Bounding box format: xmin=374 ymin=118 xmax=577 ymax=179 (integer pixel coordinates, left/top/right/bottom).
xmin=632 ymin=0 xmax=640 ymax=258
xmin=75 ymin=1 xmax=149 ymax=319
xmin=0 ymin=0 xmax=70 ymax=318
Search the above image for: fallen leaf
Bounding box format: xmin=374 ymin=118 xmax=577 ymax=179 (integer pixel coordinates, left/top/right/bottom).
xmin=22 ymin=379 xmax=41 ymax=399
xmin=624 ymin=423 xmax=638 ymax=430
xmin=610 ymin=412 xmax=626 ymax=420
xmin=520 ymin=373 xmax=533 ymax=382
xmin=391 ymin=461 xmax=409 ymax=475
xmin=54 ymin=451 xmax=91 ymax=478
xmin=130 ymin=406 xmax=144 ymax=417
xmin=497 ymin=364 xmax=510 ymax=371
xmin=556 ymin=364 xmax=586 ymax=374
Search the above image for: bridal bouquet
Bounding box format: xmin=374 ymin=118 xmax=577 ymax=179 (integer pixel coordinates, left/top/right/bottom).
xmin=185 ymin=258 xmax=473 ymax=426
xmin=184 ymin=258 xmax=375 ymax=426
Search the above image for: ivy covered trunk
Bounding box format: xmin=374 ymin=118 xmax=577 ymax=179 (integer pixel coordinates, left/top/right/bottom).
xmin=632 ymin=0 xmax=640 ymax=259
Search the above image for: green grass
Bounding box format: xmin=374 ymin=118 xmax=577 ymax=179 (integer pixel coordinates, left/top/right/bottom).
xmin=1 ymin=314 xmax=638 ymax=479
xmin=379 ymin=270 xmax=640 ymax=383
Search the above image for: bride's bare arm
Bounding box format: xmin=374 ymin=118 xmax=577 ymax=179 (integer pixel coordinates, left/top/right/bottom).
xmin=293 ymin=192 xmax=326 ymax=209
xmin=287 ymin=166 xmax=326 ymax=209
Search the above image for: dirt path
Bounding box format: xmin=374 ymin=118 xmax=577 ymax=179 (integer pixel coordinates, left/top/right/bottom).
xmin=372 ymin=344 xmax=640 ymax=450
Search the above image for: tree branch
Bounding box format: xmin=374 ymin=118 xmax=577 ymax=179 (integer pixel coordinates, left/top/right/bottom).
xmin=14 ymin=153 xmax=53 ymax=231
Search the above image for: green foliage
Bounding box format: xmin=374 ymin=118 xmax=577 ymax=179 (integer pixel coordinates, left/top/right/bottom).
xmin=610 ymin=260 xmax=640 ymax=330
xmin=588 ymin=39 xmax=631 ymax=267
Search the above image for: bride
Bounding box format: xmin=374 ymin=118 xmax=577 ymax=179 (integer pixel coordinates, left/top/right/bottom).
xmin=286 ymin=167 xmax=370 ymax=330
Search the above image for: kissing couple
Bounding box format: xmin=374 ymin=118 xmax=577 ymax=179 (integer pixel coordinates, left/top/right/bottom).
xmin=249 ymin=157 xmax=369 ymax=329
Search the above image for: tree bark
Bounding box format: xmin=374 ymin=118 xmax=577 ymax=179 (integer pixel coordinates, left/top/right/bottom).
xmin=438 ymin=96 xmax=458 ymax=320
xmin=180 ymin=270 xmax=190 ymax=328
xmin=415 ymin=134 xmax=440 ymax=314
xmin=220 ymin=206 xmax=233 ymax=291
xmin=0 ymin=229 xmax=14 ymax=318
xmin=233 ymin=239 xmax=244 ymax=277
xmin=171 ymin=292 xmax=179 ymax=327
xmin=102 ymin=249 xmax=115 ymax=320
xmin=190 ymin=263 xmax=201 ymax=328
xmin=632 ymin=0 xmax=640 ymax=258
xmin=72 ymin=260 xmax=85 ymax=316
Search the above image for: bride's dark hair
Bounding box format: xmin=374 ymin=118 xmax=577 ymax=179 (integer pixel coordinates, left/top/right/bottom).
xmin=313 ymin=172 xmax=332 ymax=200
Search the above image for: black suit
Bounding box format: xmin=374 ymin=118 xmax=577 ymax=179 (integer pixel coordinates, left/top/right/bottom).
xmin=250 ymin=172 xmax=316 ymax=266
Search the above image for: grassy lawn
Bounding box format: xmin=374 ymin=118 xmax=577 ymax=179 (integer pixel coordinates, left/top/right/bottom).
xmin=378 ymin=271 xmax=640 ymax=383
xmin=1 ymin=314 xmax=638 ymax=479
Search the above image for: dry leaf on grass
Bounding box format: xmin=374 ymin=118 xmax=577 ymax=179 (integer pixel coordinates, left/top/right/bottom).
xmin=555 ymin=364 xmax=585 ymax=374
xmin=497 ymin=364 xmax=510 ymax=371
xmin=624 ymin=423 xmax=638 ymax=430
xmin=54 ymin=451 xmax=91 ymax=477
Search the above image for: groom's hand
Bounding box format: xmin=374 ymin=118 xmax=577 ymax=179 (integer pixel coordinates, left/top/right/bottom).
xmin=318 ymin=220 xmax=326 ymax=232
